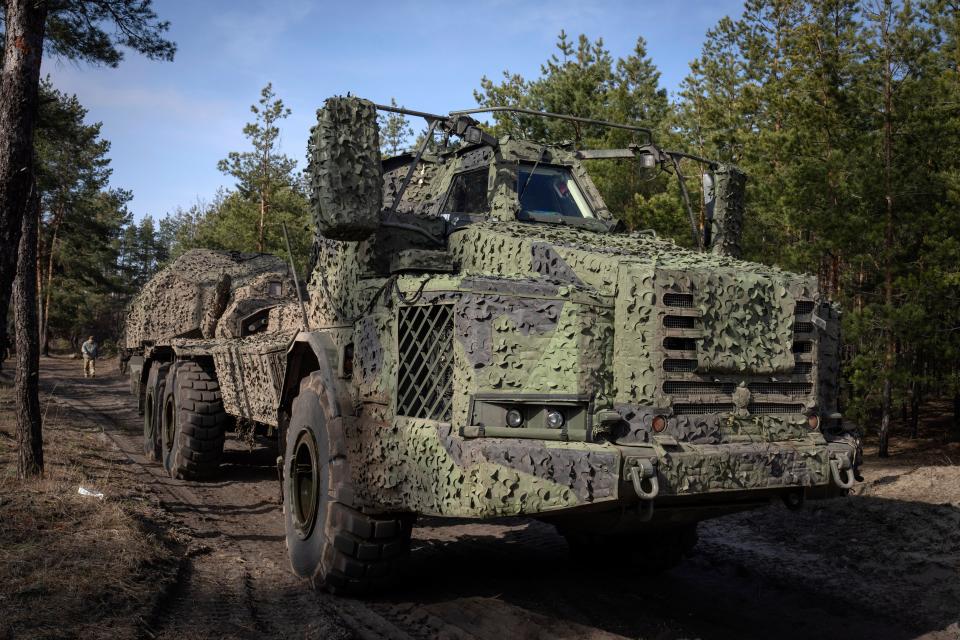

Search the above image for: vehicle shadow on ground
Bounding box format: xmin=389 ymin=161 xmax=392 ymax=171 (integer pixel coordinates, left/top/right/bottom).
xmin=371 ymin=496 xmax=959 ymax=640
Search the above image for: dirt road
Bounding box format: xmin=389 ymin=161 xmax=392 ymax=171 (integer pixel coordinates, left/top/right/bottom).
xmin=34 ymin=357 xmax=960 ymax=640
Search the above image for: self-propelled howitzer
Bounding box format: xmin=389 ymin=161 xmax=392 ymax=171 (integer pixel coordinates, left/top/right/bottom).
xmin=126 ymin=96 xmax=862 ymax=594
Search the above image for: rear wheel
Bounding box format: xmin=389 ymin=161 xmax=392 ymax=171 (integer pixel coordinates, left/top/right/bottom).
xmin=283 ymin=372 xmax=413 ymax=594
xmin=161 ymin=361 xmax=227 ymax=479
xmin=143 ymin=362 xmax=169 ymax=461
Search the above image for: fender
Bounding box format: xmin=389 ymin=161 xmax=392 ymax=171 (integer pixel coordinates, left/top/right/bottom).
xmin=279 ymin=331 xmax=353 ymax=422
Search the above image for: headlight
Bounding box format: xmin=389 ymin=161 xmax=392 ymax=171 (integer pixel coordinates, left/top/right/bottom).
xmin=652 ymin=416 xmax=667 ymax=433
xmin=545 ymin=409 xmax=565 ymax=429
xmin=807 ymin=414 xmax=821 ymax=430
xmin=506 ymin=409 xmax=524 ymax=428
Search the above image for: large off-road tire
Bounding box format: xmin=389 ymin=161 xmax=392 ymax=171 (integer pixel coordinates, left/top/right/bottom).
xmin=160 ymin=361 xmax=227 ymax=480
xmin=563 ymin=523 xmax=698 ymax=574
xmin=143 ymin=362 xmax=170 ymax=460
xmin=283 ymin=372 xmax=413 ymax=595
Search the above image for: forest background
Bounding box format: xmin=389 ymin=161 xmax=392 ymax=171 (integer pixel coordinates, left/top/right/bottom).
xmin=6 ymin=0 xmax=960 ymax=460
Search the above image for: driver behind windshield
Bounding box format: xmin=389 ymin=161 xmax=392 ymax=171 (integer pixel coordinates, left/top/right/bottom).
xmin=518 ymin=165 xmax=594 ymax=219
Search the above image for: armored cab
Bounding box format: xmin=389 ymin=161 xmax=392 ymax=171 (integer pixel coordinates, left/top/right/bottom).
xmin=273 ymin=97 xmax=862 ymax=594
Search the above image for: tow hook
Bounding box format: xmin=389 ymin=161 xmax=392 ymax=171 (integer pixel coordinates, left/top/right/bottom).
xmin=829 ymin=452 xmax=856 ymax=490
xmin=627 ymin=458 xmax=659 ymax=500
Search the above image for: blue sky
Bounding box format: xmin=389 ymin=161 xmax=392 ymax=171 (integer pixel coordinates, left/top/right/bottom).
xmin=43 ymin=0 xmax=744 ymax=222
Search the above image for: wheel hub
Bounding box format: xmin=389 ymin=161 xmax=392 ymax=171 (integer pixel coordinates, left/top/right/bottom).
xmin=291 ymin=430 xmax=320 ymax=538
xmin=163 ymin=395 xmax=175 ymax=453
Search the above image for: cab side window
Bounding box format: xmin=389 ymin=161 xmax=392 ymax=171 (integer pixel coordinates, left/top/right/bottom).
xmin=442 ymin=168 xmax=489 ymax=214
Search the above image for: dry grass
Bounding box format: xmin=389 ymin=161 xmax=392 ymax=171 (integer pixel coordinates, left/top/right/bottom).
xmin=0 ymin=384 xmax=181 ymax=640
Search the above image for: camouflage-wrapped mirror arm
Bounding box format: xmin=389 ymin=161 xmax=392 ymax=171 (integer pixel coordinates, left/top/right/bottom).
xmin=711 ymin=164 xmax=747 ymax=258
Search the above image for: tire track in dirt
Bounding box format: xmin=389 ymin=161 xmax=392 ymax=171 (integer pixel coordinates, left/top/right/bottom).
xmin=37 ymin=358 xmax=938 ymax=640
xmin=42 ymin=363 xmax=389 ymax=640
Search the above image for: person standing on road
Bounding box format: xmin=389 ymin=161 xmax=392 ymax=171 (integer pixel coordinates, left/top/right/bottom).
xmin=81 ymin=335 xmax=98 ymax=378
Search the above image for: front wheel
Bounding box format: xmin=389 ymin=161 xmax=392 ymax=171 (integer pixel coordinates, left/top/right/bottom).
xmin=283 ymin=372 xmax=413 ymax=595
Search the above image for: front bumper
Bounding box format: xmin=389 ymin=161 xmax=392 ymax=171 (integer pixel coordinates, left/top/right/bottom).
xmin=620 ymin=435 xmax=859 ymax=498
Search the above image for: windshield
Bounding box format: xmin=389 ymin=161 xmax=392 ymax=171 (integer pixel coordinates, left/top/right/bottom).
xmin=517 ymin=165 xmax=595 ymax=220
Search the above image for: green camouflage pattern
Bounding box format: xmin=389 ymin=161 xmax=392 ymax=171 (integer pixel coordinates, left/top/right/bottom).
xmin=291 ymin=102 xmax=857 ymax=518
xmin=125 ymin=249 xmax=301 ymax=427
xmin=127 ymin=97 xmax=859 ymax=523
xmin=307 ymin=97 xmax=383 ymax=240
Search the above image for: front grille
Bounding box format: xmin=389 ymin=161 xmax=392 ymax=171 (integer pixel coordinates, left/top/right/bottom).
xmin=664 ymin=337 xmax=697 ymax=351
xmin=673 ymin=402 xmax=803 ymax=416
xmin=397 ymin=304 xmax=454 ymax=421
xmin=664 ymin=315 xmax=696 ymax=329
xmin=665 ymin=381 xmax=736 ymax=395
xmin=674 ymin=403 xmax=735 ymax=415
xmin=659 ymin=290 xmax=817 ymax=418
xmin=748 ymin=382 xmax=812 ymax=396
xmin=663 ymin=293 xmax=694 ymax=308
xmin=748 ymin=402 xmax=803 ymax=414
xmin=664 ymin=358 xmax=698 ymax=372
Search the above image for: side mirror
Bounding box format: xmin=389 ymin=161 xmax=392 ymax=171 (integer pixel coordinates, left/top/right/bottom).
xmin=307 ymin=96 xmax=384 ymax=241
xmin=710 ymin=164 xmax=746 ymax=258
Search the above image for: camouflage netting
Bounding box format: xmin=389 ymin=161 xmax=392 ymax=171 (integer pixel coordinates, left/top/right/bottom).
xmin=694 ymin=270 xmax=797 ymax=373
xmin=711 ymin=164 xmax=746 ymax=258
xmin=307 ymin=96 xmax=383 ymax=241
xmin=125 ymin=249 xmax=294 ymax=348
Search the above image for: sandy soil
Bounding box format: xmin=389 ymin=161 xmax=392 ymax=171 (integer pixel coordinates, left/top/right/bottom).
xmin=2 ymin=356 xmax=958 ymax=640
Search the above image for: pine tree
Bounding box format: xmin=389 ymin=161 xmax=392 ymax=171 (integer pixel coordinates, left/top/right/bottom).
xmin=0 ymin=0 xmax=174 ymax=479
xmin=379 ymin=98 xmax=414 ymax=158
xmin=217 ymin=83 xmax=298 ymax=253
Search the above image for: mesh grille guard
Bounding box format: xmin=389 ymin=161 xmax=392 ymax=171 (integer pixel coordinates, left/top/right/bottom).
xmin=397 ymin=304 xmax=454 ymax=421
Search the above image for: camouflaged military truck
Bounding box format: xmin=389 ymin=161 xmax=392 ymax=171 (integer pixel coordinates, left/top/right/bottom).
xmin=126 ymin=96 xmax=862 ymax=594
xmin=125 ymin=249 xmax=303 ymax=478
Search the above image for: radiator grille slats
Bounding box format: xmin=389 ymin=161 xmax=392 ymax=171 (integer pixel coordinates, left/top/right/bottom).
xmin=792 ymin=341 xmax=813 ymax=354
xmin=795 ymin=300 xmax=815 ymax=314
xmin=663 ymin=293 xmax=694 ymax=308
xmin=748 ymin=382 xmax=812 ymax=395
xmin=793 ymin=321 xmax=814 ymax=334
xmin=664 ymin=315 xmax=697 ymax=329
xmin=664 ymin=358 xmax=698 ymax=372
xmin=659 ymin=293 xmax=817 ymax=417
xmin=674 ymin=403 xmax=735 ymax=415
xmin=397 ymin=304 xmax=454 ymax=421
xmin=793 ymin=362 xmax=812 ymax=374
xmin=665 ymin=381 xmax=736 ymax=395
xmin=664 ymin=337 xmax=698 ymax=351
xmin=748 ymin=403 xmax=804 ymax=414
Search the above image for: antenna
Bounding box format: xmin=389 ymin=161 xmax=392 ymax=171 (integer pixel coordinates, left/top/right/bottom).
xmin=281 ymin=222 xmax=310 ymax=331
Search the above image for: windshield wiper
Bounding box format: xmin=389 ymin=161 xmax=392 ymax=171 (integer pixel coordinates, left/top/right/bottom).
xmin=518 ymin=211 xmax=609 ymax=233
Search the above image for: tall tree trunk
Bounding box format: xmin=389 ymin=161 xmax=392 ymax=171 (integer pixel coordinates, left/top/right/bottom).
xmin=0 ymin=0 xmax=48 ymax=364
xmin=877 ymin=1 xmax=895 ymax=459
xmin=15 ymin=181 xmax=43 ymax=478
xmin=258 ymin=190 xmax=266 ymax=252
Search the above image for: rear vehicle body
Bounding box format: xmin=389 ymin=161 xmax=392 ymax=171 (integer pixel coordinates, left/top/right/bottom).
xmin=125 ymin=97 xmax=862 ymax=593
